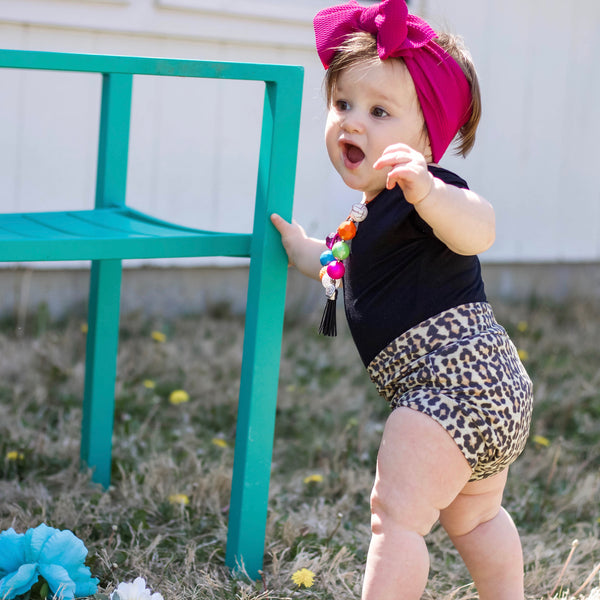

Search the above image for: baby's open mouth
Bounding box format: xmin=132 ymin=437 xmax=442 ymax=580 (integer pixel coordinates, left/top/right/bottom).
xmin=343 ymin=142 xmax=365 ymax=167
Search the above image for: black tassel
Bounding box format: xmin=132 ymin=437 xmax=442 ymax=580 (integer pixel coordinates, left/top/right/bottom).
xmin=318 ymin=290 xmax=337 ymax=337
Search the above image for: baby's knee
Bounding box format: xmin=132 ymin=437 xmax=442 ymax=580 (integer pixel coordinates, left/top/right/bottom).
xmin=369 ymin=484 xmax=440 ymax=537
xmin=439 ymin=495 xmax=501 ymax=538
xmin=440 ymin=469 xmax=508 ymax=538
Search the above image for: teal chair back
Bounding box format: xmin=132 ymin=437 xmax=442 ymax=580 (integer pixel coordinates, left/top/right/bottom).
xmin=0 ymin=49 xmax=303 ymax=578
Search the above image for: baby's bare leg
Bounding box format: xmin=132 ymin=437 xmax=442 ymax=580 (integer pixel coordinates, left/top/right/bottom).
xmin=439 ymin=469 xmax=524 ymax=600
xmin=362 ymin=407 xmax=472 ymax=600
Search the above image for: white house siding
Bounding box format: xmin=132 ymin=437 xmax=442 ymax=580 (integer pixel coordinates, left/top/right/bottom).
xmin=0 ymin=0 xmax=332 ymax=269
xmin=414 ymin=0 xmax=600 ymax=263
xmin=0 ymin=0 xmax=599 ymax=278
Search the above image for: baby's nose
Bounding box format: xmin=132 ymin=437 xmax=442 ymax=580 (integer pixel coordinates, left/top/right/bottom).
xmin=341 ymin=112 xmax=365 ymax=134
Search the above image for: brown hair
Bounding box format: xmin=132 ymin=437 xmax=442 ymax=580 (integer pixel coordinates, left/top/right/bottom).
xmin=323 ymin=31 xmax=482 ymax=158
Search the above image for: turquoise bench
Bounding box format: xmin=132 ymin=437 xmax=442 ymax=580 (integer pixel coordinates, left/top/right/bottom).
xmin=0 ymin=49 xmax=303 ymax=577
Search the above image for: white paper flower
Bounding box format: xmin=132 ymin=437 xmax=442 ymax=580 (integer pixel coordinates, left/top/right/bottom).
xmin=110 ymin=577 xmax=164 ymax=600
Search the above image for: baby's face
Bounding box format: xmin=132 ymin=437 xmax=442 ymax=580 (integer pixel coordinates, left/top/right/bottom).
xmin=325 ymin=58 xmax=430 ymax=201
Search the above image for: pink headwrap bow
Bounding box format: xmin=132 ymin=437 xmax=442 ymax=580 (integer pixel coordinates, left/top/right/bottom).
xmin=314 ymin=0 xmax=472 ymax=163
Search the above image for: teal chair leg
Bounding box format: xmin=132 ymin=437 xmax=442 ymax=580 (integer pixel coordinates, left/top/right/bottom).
xmin=80 ymin=258 xmax=123 ymax=488
xmin=225 ymin=252 xmax=288 ymax=578
xmin=225 ymin=75 xmax=300 ymax=578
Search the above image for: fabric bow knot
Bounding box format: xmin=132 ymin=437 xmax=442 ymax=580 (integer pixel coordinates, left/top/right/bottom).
xmin=314 ymin=0 xmax=434 ymax=68
xmin=314 ymin=0 xmax=473 ymax=163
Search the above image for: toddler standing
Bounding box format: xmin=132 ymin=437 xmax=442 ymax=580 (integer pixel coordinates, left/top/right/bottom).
xmin=271 ymin=1 xmax=533 ymax=598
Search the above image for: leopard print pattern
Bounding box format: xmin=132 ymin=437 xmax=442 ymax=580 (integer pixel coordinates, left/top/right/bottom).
xmin=367 ymin=302 xmax=533 ymax=481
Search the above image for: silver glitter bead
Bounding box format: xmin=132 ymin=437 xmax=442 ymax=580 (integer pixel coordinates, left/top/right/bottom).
xmin=349 ymin=203 xmax=368 ymax=223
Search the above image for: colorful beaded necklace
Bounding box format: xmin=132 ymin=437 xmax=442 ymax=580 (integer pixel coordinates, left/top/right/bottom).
xmin=318 ymin=197 xmax=371 ymax=336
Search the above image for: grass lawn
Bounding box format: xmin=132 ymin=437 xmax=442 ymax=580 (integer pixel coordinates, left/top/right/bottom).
xmin=0 ymin=297 xmax=598 ymax=599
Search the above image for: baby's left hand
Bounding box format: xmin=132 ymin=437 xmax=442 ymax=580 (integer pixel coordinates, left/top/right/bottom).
xmin=373 ymin=143 xmax=434 ymax=205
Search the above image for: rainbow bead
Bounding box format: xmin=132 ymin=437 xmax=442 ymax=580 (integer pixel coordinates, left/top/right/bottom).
xmin=320 ymin=250 xmax=335 ymax=266
xmin=325 ymin=232 xmax=341 ymax=249
xmin=332 ymin=241 xmax=350 ymax=260
xmin=338 ymin=220 xmax=357 ymax=240
xmin=327 ymin=260 xmax=345 ymax=279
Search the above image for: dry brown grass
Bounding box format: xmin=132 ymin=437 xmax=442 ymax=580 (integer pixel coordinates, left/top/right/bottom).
xmin=0 ymin=297 xmax=598 ymax=599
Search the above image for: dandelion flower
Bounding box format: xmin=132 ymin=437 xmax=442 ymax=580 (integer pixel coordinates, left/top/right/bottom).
xmin=110 ymin=577 xmax=164 ymax=600
xmin=517 ymin=348 xmax=529 ymax=362
xmin=142 ymin=379 xmax=156 ymax=389
xmin=80 ymin=323 xmax=88 ymax=334
xmin=533 ymin=435 xmax=550 ymax=447
xmin=211 ymin=438 xmax=228 ymax=449
xmin=151 ymin=331 xmax=166 ymax=343
xmin=169 ymin=390 xmax=189 ymax=405
xmin=517 ymin=321 xmax=528 ymax=333
xmin=5 ymin=451 xmax=24 ymax=461
xmin=303 ymin=474 xmax=323 ymax=484
xmin=168 ymin=494 xmax=190 ymax=506
xmin=292 ymin=568 xmax=315 ymax=588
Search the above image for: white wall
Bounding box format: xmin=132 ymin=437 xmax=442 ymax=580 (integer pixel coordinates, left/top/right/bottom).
xmin=414 ymin=0 xmax=600 ymax=262
xmin=0 ymin=0 xmax=599 ymax=268
xmin=0 ymin=0 xmax=341 ymax=268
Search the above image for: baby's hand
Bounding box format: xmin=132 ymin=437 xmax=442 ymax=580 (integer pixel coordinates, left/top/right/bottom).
xmin=270 ymin=213 xmax=308 ymax=268
xmin=271 ymin=214 xmax=327 ymax=280
xmin=373 ymin=143 xmax=434 ymax=205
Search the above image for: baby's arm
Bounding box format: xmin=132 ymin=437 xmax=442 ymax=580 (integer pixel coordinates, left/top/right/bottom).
xmin=374 ymin=143 xmax=495 ymax=256
xmin=270 ymin=214 xmax=327 ymax=281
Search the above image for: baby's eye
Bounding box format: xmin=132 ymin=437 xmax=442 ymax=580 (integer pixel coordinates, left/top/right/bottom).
xmin=371 ymin=106 xmax=389 ymax=118
xmin=335 ymin=99 xmax=349 ymax=111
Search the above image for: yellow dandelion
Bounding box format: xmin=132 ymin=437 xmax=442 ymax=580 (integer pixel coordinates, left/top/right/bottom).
xmin=211 ymin=437 xmax=229 ymax=449
xmin=151 ymin=330 xmax=167 ymax=343
xmin=303 ymin=474 xmax=324 ymax=484
xmin=517 ymin=348 xmax=529 ymax=362
xmin=292 ymin=568 xmax=315 ymax=588
xmin=80 ymin=323 xmax=88 ymax=334
xmin=169 ymin=389 xmax=190 ymax=405
xmin=6 ymin=451 xmax=24 ymax=461
xmin=143 ymin=379 xmax=156 ymax=389
xmin=168 ymin=493 xmax=190 ymax=506
xmin=533 ymin=435 xmax=550 ymax=447
xmin=517 ymin=321 xmax=528 ymax=333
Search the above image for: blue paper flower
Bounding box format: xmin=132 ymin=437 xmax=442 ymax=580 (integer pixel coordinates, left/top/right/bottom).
xmin=0 ymin=523 xmax=99 ymax=599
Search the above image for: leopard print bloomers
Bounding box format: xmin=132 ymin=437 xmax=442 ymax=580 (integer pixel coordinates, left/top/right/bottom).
xmin=367 ymin=302 xmax=533 ymax=481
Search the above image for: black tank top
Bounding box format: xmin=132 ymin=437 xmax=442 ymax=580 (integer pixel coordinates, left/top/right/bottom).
xmin=343 ymin=165 xmax=487 ymax=366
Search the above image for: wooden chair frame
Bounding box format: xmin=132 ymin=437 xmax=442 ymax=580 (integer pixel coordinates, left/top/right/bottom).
xmin=0 ymin=49 xmax=303 ymax=577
